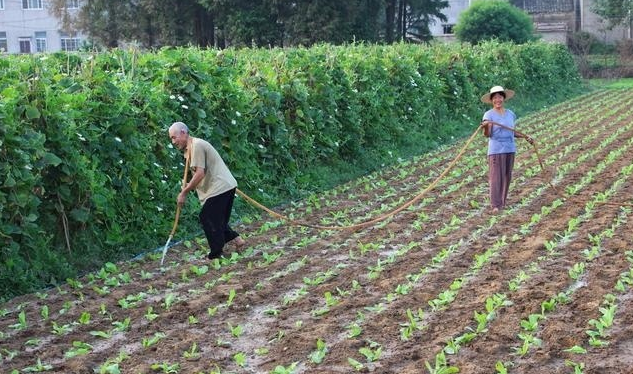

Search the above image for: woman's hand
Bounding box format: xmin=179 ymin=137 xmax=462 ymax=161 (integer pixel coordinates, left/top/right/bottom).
xmin=481 ymin=120 xmax=492 ymax=137
xmin=525 ymin=135 xmax=534 ymax=145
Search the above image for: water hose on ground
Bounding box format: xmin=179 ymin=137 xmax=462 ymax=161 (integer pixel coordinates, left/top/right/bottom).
xmin=163 ymin=120 xmax=631 ymax=262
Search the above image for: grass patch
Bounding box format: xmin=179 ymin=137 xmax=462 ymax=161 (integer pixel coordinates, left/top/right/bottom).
xmin=587 ymin=78 xmax=633 ymax=89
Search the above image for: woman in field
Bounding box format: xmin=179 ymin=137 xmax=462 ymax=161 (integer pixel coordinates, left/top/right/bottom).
xmin=480 ymin=86 xmax=533 ymax=213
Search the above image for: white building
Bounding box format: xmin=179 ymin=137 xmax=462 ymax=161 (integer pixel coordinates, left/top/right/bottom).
xmin=431 ymin=0 xmax=631 ymax=44
xmin=0 ymin=0 xmax=84 ymax=53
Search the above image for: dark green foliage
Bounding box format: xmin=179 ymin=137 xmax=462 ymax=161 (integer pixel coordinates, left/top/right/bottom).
xmin=0 ymin=41 xmax=582 ymax=300
xmin=591 ymin=0 xmax=633 ymax=30
xmin=51 ymin=0 xmax=450 ymax=48
xmin=454 ymin=0 xmax=536 ymax=45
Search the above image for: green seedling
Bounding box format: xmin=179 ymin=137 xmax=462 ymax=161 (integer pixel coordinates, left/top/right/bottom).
xmin=495 ymin=361 xmax=509 ymax=374
xmin=473 ymin=311 xmax=488 ymax=333
xmin=569 ymin=262 xmax=586 ymax=280
xmin=348 ymin=357 xmax=364 ymax=371
xmin=163 ymin=293 xmax=177 ymax=310
xmin=226 ymin=289 xmax=237 ymax=307
xmin=424 ymin=351 xmax=459 ymax=374
xmin=142 ymin=332 xmax=166 ymax=348
xmin=207 ymin=305 xmax=219 ymax=317
xmin=93 ymin=285 xmax=111 ymax=296
xmin=65 ymin=341 xmax=93 ymax=358
xmin=400 ymin=308 xmax=424 ymax=341
xmin=150 ymin=362 xmax=180 ymax=373
xmin=271 ymin=362 xmax=298 ymax=374
xmin=228 ymin=322 xmax=244 ymax=338
xmin=112 ymin=317 xmax=131 ymax=332
xmin=118 ymin=272 xmax=132 ymax=284
xmin=25 ymin=338 xmax=42 ymax=347
xmin=255 ymin=347 xmax=269 ymax=356
xmin=565 ymin=360 xmax=585 ymax=374
xmin=233 ymin=352 xmax=247 ymax=367
xmin=514 ymin=333 xmax=542 ymax=356
xmin=324 ymin=291 xmax=338 ymax=308
xmin=183 ymin=342 xmax=200 ymax=359
xmin=79 ymin=311 xmax=91 ymax=325
xmin=347 ymin=323 xmax=362 ymax=338
xmin=99 ymin=303 xmax=108 ymax=316
xmin=309 ymin=339 xmax=328 ymax=364
xmin=264 ymin=308 xmax=280 ymax=316
xmin=520 ymin=314 xmax=543 ymax=332
xmin=21 ymin=358 xmax=52 ymax=372
xmin=563 ymin=345 xmax=587 ymax=354
xmin=2 ymin=348 xmax=19 ymax=360
xmin=10 ymin=310 xmax=27 ymax=330
xmin=90 ymin=330 xmax=112 ymax=339
xmin=140 ymin=270 xmax=154 ymax=280
xmin=66 ymin=278 xmax=84 ymax=289
xmin=51 ymin=322 xmax=73 ymax=336
xmin=145 ymin=306 xmax=159 ymax=322
xmin=359 ymin=341 xmax=382 ymax=362
xmin=40 ymin=305 xmax=49 ymax=321
xmin=189 ymin=265 xmax=209 ymax=276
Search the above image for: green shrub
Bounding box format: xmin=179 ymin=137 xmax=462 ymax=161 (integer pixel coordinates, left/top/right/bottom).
xmin=454 ymin=0 xmax=536 ymax=45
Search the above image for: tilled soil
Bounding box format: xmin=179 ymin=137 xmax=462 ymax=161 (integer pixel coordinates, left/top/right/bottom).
xmin=2 ymin=89 xmax=633 ymax=374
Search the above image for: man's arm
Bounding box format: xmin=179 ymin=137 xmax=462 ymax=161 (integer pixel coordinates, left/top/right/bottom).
xmin=177 ymin=166 xmax=205 ymax=206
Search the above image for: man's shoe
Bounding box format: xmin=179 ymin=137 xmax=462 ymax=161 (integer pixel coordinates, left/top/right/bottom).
xmin=207 ymin=251 xmax=222 ymax=260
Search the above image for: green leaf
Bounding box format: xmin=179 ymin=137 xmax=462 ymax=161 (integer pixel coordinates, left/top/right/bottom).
xmin=3 ymin=174 xmax=16 ymax=187
xmin=563 ymin=345 xmax=587 ymax=354
xmin=70 ymin=207 xmax=91 ymax=223
xmin=24 ymin=105 xmax=41 ymax=119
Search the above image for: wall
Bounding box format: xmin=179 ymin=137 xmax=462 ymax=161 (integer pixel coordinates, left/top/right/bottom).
xmin=580 ymin=0 xmax=630 ymax=44
xmin=0 ymin=0 xmax=84 ymax=53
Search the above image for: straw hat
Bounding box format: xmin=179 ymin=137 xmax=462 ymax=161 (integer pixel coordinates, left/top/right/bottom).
xmin=480 ymin=85 xmax=515 ymax=104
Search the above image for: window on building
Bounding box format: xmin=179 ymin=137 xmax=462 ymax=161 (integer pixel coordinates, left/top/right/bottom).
xmin=35 ymin=31 xmax=46 ymax=52
xmin=0 ymin=32 xmax=7 ymax=53
xmin=442 ymin=24 xmax=455 ymax=35
xmin=66 ymin=0 xmax=79 ymax=9
xmin=19 ymin=38 xmax=31 ymax=53
xmin=22 ymin=0 xmax=43 ymax=9
xmin=60 ymin=33 xmax=80 ymax=51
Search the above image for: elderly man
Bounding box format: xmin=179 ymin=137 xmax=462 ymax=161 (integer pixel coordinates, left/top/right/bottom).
xmin=168 ymin=121 xmax=245 ymax=259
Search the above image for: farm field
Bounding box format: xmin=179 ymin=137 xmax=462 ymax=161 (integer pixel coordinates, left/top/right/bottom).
xmin=2 ymin=89 xmax=633 ymax=374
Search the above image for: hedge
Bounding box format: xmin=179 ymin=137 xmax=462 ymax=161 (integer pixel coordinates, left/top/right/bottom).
xmin=0 ymin=40 xmax=582 ymax=300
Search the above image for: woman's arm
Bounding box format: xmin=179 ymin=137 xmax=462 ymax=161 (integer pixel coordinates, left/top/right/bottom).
xmin=482 ymin=120 xmax=492 ymax=137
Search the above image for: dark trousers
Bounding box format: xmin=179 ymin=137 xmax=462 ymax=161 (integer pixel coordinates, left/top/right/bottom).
xmin=199 ymin=188 xmax=239 ymax=257
xmin=488 ymin=153 xmax=515 ymax=209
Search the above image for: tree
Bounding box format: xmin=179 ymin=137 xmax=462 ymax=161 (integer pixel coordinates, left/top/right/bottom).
xmin=48 ymin=0 xmax=132 ymax=48
xmin=454 ymin=0 xmax=536 ymax=45
xmin=50 ymin=0 xmax=451 ymax=49
xmin=199 ymin=0 xmax=289 ymax=48
xmin=406 ymin=0 xmax=450 ymax=42
xmin=384 ymin=0 xmax=449 ymax=43
xmin=284 ymin=0 xmax=385 ymax=45
xmin=201 ymin=0 xmax=383 ymax=47
xmin=50 ymin=0 xmax=217 ymax=49
xmin=592 ymin=0 xmax=633 ymax=38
